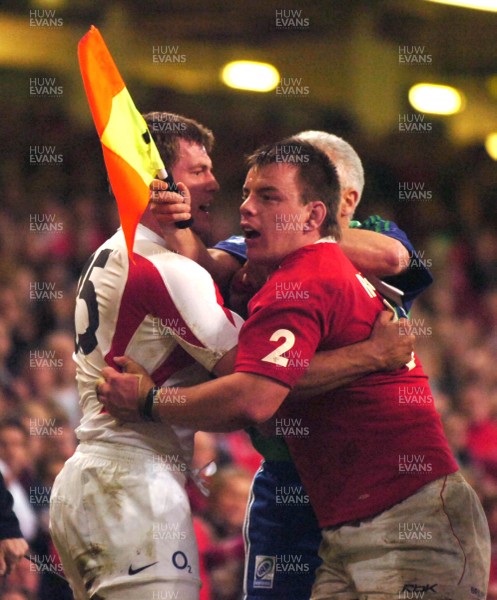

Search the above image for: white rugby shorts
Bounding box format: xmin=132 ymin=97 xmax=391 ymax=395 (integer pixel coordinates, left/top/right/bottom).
xmin=50 ymin=441 xmax=200 ymax=600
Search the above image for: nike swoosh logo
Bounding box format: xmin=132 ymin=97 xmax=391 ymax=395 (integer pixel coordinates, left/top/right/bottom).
xmin=128 ymin=561 xmax=158 ymax=576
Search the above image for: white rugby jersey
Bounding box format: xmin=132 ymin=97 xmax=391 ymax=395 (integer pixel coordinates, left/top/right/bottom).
xmin=74 ymin=224 xmax=243 ymax=461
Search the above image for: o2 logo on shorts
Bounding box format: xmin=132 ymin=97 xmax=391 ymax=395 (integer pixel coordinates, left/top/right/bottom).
xmin=172 ymin=551 xmax=192 ymax=574
xmin=254 ymin=555 xmax=275 ymax=589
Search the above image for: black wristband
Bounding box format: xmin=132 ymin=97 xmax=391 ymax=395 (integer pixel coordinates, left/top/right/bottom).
xmin=140 ymin=387 xmax=160 ymax=422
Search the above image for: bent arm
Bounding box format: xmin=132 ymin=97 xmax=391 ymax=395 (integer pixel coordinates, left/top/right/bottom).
xmin=295 ymin=339 xmax=384 ymax=397
xmin=99 ymin=369 xmax=289 ymax=432
xmin=159 ymin=314 xmax=412 ymax=426
xmin=154 ymin=372 xmax=288 ymax=430
xmin=98 ymin=309 xmax=413 ymax=425
xmin=294 ymin=311 xmax=414 ymax=397
xmin=149 ymin=182 xmax=242 ymax=287
xmin=160 ymin=228 xmax=240 ymax=288
xmin=340 ymin=228 xmax=409 ymax=278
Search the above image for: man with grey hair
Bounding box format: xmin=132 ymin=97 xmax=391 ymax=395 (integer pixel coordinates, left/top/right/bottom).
xmin=299 ymin=129 xmax=365 ymax=199
xmin=299 ymin=131 xmax=420 ymax=290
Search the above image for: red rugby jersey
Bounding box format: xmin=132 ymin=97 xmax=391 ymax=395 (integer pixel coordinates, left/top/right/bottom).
xmin=235 ymin=239 xmax=457 ymax=527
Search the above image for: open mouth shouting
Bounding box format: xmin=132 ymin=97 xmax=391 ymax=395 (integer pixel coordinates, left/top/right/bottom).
xmin=241 ymin=224 xmax=261 ymax=242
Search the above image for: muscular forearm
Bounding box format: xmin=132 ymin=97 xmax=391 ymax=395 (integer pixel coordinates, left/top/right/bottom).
xmin=100 ymin=313 xmax=413 ymax=425
xmin=140 ymin=373 xmax=288 ymax=432
xmin=294 ymin=311 xmax=414 ymax=399
xmin=294 ymin=339 xmax=382 ymax=398
xmin=340 ymin=228 xmax=409 ymax=277
xmin=153 ymin=377 xmax=248 ymax=431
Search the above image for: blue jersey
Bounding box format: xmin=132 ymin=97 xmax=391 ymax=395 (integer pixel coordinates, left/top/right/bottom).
xmin=353 ymin=215 xmax=433 ymax=310
xmin=213 ymin=235 xmax=247 ymax=264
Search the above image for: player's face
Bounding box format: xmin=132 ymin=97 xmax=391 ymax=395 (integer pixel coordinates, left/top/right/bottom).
xmin=171 ymin=140 xmax=220 ymax=242
xmin=240 ymin=163 xmax=315 ymax=267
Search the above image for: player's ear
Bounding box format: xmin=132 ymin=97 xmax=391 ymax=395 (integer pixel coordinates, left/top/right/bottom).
xmin=339 ymin=188 xmax=359 ymax=218
xmin=304 ymin=201 xmax=326 ymax=232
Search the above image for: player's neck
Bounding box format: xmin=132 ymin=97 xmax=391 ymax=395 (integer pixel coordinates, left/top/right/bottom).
xmin=140 ymin=207 xmax=164 ymax=238
xmin=259 ymin=233 xmax=323 ymax=272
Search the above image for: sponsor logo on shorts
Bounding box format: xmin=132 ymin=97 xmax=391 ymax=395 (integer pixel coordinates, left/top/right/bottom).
xmin=128 ymin=561 xmax=158 ymax=576
xmin=399 ymin=583 xmax=438 ymax=598
xmin=253 ymin=555 xmax=275 ymax=589
xmin=172 ymin=550 xmax=193 ymax=574
xmin=471 ymin=586 xmax=485 ymax=599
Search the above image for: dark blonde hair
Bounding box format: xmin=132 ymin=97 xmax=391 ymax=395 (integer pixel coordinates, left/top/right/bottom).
xmin=143 ymin=111 xmax=214 ymax=167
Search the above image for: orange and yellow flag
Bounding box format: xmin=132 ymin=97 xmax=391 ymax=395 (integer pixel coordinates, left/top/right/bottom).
xmin=78 ymin=25 xmax=166 ymax=256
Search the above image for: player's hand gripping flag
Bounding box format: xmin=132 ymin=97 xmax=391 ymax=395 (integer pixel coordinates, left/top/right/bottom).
xmin=78 ymin=25 xmax=190 ymax=257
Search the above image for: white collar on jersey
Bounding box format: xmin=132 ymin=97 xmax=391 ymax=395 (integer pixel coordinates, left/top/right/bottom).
xmin=134 ymin=224 xmax=168 ymax=249
xmin=314 ymin=236 xmax=337 ymax=244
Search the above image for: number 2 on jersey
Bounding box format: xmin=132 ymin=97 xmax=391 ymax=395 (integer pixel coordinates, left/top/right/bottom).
xmin=261 ymin=329 xmax=296 ymax=367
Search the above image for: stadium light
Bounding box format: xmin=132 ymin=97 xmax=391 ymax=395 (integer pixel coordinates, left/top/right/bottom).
xmin=485 ymin=133 xmax=497 ymax=160
xmin=408 ymin=83 xmax=465 ymax=115
xmin=424 ymin=0 xmax=497 ymax=12
xmin=221 ymin=61 xmax=280 ymax=92
xmin=32 ymin=0 xmax=67 ymax=7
